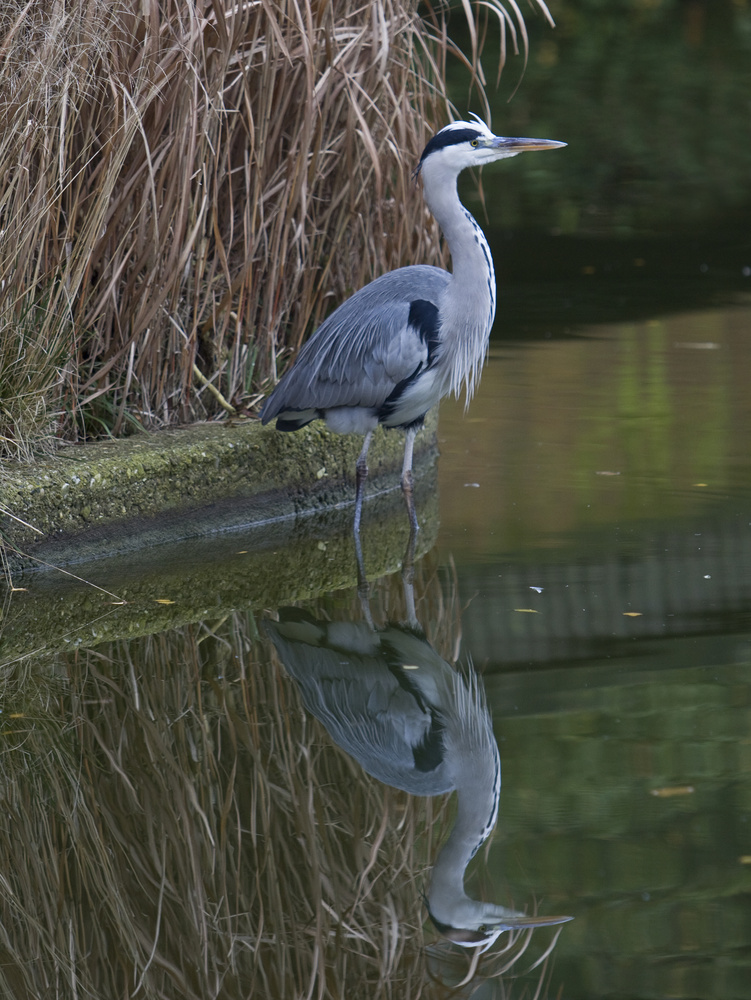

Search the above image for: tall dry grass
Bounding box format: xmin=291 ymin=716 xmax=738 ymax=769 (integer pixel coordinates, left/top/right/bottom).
xmin=0 ymin=0 xmax=552 ymax=460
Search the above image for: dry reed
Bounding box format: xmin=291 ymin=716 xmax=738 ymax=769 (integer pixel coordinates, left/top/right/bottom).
xmin=0 ymin=0 xmax=552 ymax=460
xmin=0 ymin=558 xmax=560 ymax=998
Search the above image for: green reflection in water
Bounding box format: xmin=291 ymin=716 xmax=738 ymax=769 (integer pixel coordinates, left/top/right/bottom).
xmin=485 ymin=654 xmax=751 ymax=999
xmin=438 ymin=299 xmax=751 ymax=559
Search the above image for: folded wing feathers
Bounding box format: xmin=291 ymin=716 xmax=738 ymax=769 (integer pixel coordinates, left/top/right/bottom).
xmin=262 ymin=266 xmax=450 ymax=419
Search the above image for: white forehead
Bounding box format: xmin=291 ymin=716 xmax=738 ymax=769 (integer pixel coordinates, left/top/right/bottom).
xmin=440 ymin=118 xmax=495 ymax=140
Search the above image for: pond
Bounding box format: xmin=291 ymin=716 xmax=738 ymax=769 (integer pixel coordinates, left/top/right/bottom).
xmin=2 ymin=2 xmax=751 ymax=997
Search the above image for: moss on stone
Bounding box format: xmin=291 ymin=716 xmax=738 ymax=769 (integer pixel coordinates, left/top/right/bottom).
xmin=1 ymin=412 xmax=438 ymax=570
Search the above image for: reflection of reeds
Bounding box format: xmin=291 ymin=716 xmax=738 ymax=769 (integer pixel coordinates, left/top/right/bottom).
xmin=0 ymin=614 xmax=441 ymax=997
xmin=426 ymin=922 xmax=567 ymax=998
xmin=0 ymin=562 xmax=559 ymax=997
xmin=0 ymin=0 xmax=550 ymax=459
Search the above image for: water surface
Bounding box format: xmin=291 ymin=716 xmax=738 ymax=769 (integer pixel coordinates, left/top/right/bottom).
xmin=435 ymin=294 xmax=751 ymax=997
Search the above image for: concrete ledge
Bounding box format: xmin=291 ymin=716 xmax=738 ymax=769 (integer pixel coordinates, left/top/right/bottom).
xmin=0 ymin=412 xmax=438 ymax=571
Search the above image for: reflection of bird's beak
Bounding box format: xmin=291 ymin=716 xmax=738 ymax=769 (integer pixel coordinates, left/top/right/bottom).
xmin=492 ymin=912 xmax=575 ymax=929
xmin=490 ymin=136 xmax=567 ymax=152
xmin=432 ymin=910 xmax=574 ymax=953
xmin=479 ymin=913 xmax=575 ymax=955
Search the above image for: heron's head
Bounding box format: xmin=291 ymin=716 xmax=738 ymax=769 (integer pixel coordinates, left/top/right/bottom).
xmin=415 ymin=116 xmax=565 ymax=179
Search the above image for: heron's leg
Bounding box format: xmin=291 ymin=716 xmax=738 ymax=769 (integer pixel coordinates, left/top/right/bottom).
xmin=353 ymin=430 xmax=373 ymax=535
xmin=400 ymin=427 xmax=419 ymax=534
xmin=402 ymin=529 xmax=418 ymax=629
xmin=354 ymin=531 xmax=375 ymax=629
xmin=401 ymin=454 xmax=418 ymax=624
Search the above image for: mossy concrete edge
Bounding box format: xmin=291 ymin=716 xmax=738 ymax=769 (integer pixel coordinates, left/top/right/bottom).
xmin=1 ymin=412 xmax=439 ymax=571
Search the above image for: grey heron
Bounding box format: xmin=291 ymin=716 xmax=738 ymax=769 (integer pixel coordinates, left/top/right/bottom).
xmin=265 ymin=607 xmax=572 ymax=951
xmin=260 ymin=118 xmax=565 ymax=532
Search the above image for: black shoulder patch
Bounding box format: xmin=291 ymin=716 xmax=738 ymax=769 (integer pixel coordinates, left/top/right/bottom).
xmin=412 ymin=714 xmax=446 ymax=773
xmin=381 ymin=650 xmax=447 ymax=772
xmin=408 ymin=299 xmax=440 ymax=366
xmin=417 ymin=127 xmax=481 ymax=170
xmin=377 ymin=299 xmax=441 ymax=426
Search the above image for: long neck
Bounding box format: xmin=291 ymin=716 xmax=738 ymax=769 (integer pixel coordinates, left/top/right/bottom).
xmin=428 ymin=746 xmax=501 ymax=919
xmin=421 ymin=166 xmax=496 ymax=401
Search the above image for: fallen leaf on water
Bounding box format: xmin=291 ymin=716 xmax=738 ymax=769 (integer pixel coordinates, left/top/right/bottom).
xmin=739 ymin=856 xmax=751 ymax=865
xmin=650 ymin=785 xmax=695 ymax=798
xmin=595 ymin=470 xmax=621 ymax=476
xmin=693 ymin=483 xmax=708 ymax=487
xmin=623 ymin=612 xmax=643 ymax=617
xmin=514 ymin=608 xmax=539 ymax=614
xmin=155 ymin=598 xmax=175 ymax=605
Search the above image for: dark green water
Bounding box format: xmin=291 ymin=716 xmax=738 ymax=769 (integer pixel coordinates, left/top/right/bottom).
xmin=436 ymin=313 xmax=751 ymax=996
xmin=2 ymin=2 xmax=751 ymax=997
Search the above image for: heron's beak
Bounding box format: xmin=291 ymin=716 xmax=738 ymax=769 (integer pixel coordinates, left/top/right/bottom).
xmin=489 ymin=136 xmax=567 ymax=152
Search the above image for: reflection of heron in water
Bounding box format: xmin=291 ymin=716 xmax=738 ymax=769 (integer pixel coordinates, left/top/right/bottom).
xmin=265 ymin=606 xmax=571 ymax=952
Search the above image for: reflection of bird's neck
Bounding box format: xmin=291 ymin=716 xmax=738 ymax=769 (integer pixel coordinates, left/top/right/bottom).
xmin=428 ymin=743 xmax=501 ymax=919
xmin=420 ymin=163 xmax=496 ymax=402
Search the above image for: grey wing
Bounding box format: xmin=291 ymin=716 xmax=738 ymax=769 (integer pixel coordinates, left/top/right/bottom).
xmin=261 ymin=265 xmax=450 ymax=420
xmin=264 ymin=615 xmax=454 ymax=796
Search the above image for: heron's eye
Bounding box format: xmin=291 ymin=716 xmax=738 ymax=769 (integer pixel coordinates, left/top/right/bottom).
xmin=470 ymin=139 xmax=479 ymax=147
